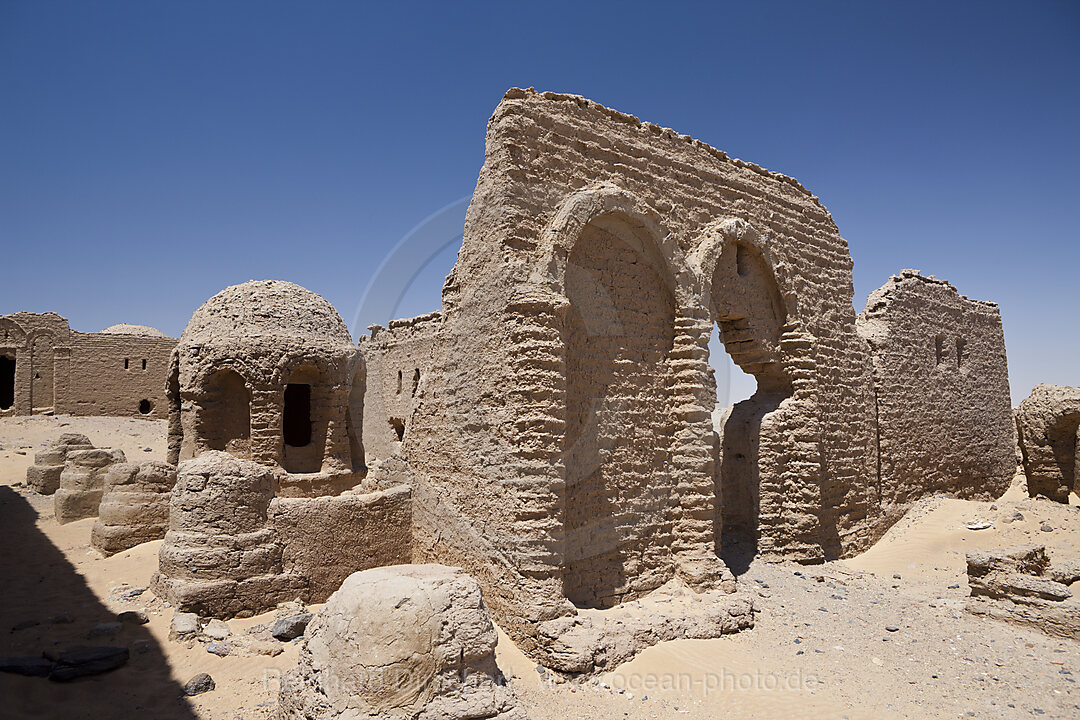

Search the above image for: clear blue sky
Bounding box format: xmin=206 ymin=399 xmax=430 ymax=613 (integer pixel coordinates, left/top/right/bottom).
xmin=1 ymin=1 xmax=1077 ymax=404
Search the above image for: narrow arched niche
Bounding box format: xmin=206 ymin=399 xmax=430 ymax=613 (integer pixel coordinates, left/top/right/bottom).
xmin=561 ymin=211 xmax=677 ymax=609
xmin=198 ymin=368 xmax=251 ymax=458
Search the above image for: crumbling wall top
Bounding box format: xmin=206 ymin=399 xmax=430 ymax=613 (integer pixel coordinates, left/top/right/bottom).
xmin=498 ymin=87 xmax=821 ymax=205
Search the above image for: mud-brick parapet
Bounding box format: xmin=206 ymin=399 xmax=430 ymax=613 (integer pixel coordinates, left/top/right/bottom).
xmin=1016 ymin=384 xmax=1080 ymax=502
xmin=269 ymin=486 xmax=412 ymax=603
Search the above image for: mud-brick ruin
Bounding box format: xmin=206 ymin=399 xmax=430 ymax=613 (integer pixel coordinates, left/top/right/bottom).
xmin=11 ymin=90 xmax=1029 ymax=679
xmin=0 ymin=312 xmax=176 ymax=419
xmin=355 ymin=89 xmax=1017 ymax=653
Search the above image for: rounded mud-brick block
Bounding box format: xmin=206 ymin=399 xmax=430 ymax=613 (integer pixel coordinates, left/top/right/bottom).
xmin=152 ymin=451 xmax=305 ymax=617
xmin=279 ymin=564 xmax=525 ymax=720
xmin=168 ymin=451 xmax=275 ymax=535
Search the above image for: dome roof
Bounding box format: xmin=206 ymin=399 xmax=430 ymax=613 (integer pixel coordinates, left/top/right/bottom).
xmin=181 ymin=280 xmax=353 ymax=346
xmin=100 ymin=323 xmax=169 ymax=337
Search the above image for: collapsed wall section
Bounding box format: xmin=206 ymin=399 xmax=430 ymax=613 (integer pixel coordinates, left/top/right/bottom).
xmin=857 ymin=270 xmax=1015 ymax=528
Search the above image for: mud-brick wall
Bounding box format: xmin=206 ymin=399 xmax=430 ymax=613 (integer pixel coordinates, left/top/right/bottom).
xmin=361 ymin=312 xmax=442 ymax=467
xmin=67 ymin=333 xmax=177 ymax=419
xmin=857 ymin=271 xmax=1015 ymax=526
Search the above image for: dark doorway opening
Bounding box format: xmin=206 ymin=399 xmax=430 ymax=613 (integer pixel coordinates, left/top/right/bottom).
xmin=284 ymin=383 xmax=312 ymax=447
xmin=138 ymin=399 xmax=152 ymax=415
xmin=0 ymin=355 xmax=14 ymax=410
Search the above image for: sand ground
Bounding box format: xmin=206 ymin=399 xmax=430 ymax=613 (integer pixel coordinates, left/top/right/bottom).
xmin=1 ymin=415 xmax=1077 ymax=719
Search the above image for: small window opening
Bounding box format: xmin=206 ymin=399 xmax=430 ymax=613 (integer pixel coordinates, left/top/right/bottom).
xmin=735 ymin=242 xmax=750 ymax=277
xmin=956 ymin=338 xmax=966 ymax=368
xmin=138 ymin=399 xmax=152 ymax=415
xmin=283 ymin=383 xmax=312 ymax=447
xmin=124 ymin=358 xmax=129 ymax=369
xmin=142 ymin=359 xmax=147 ymax=370
xmin=411 ymin=368 xmax=420 ymax=396
xmin=396 ymin=370 xmax=403 ymax=395
xmin=934 ymin=335 xmax=946 ymax=365
xmin=389 ymin=416 xmax=405 ymax=442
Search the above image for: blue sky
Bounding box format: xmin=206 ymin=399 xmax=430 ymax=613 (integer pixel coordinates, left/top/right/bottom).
xmin=1 ymin=1 xmax=1077 ymax=403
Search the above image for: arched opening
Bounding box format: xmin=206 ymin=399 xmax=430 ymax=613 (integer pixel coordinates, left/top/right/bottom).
xmin=282 ymin=365 xmax=324 ymax=474
xmin=138 ymin=399 xmax=152 ymax=415
xmin=200 ymin=368 xmax=251 ymax=457
xmin=30 ymin=335 xmax=54 ymax=412
xmin=0 ymin=355 xmax=14 ymax=410
xmin=346 ymin=366 xmax=366 ymax=473
xmin=709 ymin=238 xmax=793 ymax=569
xmin=562 ymin=213 xmax=676 ymax=609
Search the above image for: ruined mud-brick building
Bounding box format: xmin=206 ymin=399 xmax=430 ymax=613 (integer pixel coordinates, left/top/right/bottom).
xmin=154 ymin=281 xmax=411 ymax=616
xmin=357 ymin=89 xmax=1016 ymax=651
xmin=0 ymin=312 xmax=175 ymax=419
xmin=146 ymin=90 xmax=1015 ymax=658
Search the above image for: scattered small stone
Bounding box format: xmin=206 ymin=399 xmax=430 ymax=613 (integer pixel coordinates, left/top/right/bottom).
xmin=10 ymin=619 xmax=40 ymax=633
xmin=202 ymin=619 xmax=232 ymax=640
xmin=206 ymin=642 xmax=230 ymax=657
xmin=88 ymin=622 xmax=122 ymax=639
xmin=245 ymin=639 xmax=284 ymax=657
xmin=1040 ymin=524 xmax=1053 ymax=532
xmin=121 ymin=587 xmax=147 ymax=599
xmin=885 ymin=626 xmax=900 ymax=632
xmin=118 ymin=610 xmax=149 ymax=625
xmin=183 ymin=672 xmax=215 ymax=696
xmin=0 ymin=656 xmax=53 ymax=677
xmin=48 ymin=646 xmax=129 ymax=681
xmin=170 ymin=612 xmax=199 ymax=639
xmin=271 ymin=613 xmax=312 ymax=641
xmin=893 ymin=574 xmax=902 ymax=580
xmin=948 ymin=584 xmax=960 ymax=589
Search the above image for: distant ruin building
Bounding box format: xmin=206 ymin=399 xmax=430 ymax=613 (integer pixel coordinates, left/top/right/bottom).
xmin=0 ymin=312 xmax=175 ymax=419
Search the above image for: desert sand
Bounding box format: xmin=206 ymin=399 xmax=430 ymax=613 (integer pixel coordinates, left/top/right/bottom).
xmin=1 ymin=415 xmax=1077 ymax=719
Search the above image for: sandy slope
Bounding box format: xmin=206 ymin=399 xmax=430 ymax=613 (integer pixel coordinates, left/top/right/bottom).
xmin=1 ymin=416 xmax=1078 ymax=719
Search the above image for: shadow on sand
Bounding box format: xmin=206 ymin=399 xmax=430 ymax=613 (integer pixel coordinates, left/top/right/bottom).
xmin=0 ymin=486 xmax=198 ymax=720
